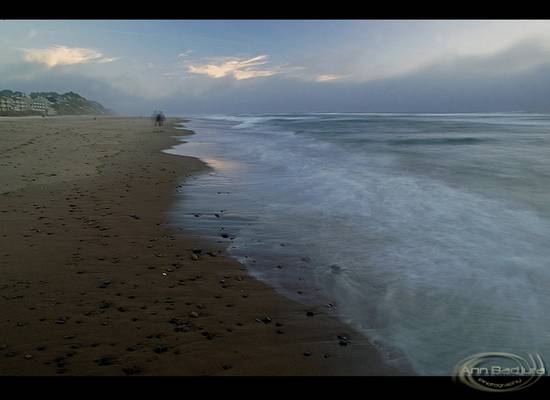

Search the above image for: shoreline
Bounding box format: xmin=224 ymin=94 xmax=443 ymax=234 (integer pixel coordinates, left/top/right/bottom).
xmin=0 ymin=116 xmax=406 ymax=375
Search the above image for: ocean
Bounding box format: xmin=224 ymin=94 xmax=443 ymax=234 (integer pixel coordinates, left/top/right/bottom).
xmin=164 ymin=113 xmax=550 ymax=375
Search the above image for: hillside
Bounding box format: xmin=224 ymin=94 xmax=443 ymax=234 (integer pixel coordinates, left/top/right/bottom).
xmin=0 ymin=90 xmax=113 ymax=116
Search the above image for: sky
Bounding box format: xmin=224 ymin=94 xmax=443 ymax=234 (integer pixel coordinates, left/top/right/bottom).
xmin=2 ymin=20 xmax=550 ymax=115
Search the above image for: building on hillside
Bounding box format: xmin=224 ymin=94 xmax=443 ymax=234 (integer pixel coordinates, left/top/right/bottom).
xmin=30 ymin=96 xmax=51 ymax=114
xmin=0 ymin=97 xmax=15 ymax=111
xmin=0 ymin=95 xmax=55 ymax=114
xmin=13 ymin=97 xmax=31 ymax=112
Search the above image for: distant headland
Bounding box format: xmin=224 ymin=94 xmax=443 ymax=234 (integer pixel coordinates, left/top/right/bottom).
xmin=0 ymin=90 xmax=113 ymax=116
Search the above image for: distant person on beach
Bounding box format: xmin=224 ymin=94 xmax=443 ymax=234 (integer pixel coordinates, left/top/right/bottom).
xmin=152 ymin=111 xmax=165 ymax=127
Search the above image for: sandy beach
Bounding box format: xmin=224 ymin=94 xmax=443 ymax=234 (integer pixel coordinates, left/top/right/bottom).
xmin=0 ymin=116 xmax=400 ymax=375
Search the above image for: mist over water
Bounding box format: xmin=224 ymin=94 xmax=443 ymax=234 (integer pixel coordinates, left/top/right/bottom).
xmin=165 ymin=113 xmax=550 ymax=375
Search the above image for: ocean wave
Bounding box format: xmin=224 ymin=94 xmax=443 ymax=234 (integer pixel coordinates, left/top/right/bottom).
xmin=170 ymin=112 xmax=550 ymax=375
xmin=388 ymin=137 xmax=492 ymax=146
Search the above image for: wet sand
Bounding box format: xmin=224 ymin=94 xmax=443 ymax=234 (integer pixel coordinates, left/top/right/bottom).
xmin=0 ymin=116 xmax=402 ymax=375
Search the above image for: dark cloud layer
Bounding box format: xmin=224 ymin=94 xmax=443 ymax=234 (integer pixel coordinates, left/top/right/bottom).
xmin=159 ymin=39 xmax=550 ymax=115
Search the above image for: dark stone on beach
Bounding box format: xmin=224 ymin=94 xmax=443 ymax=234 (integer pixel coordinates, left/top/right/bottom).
xmin=153 ymin=345 xmax=168 ymax=354
xmin=98 ymin=281 xmax=111 ymax=289
xmin=53 ymin=356 xmax=66 ymax=364
xmin=337 ymin=335 xmax=351 ymax=346
xmin=276 ymin=330 xmax=284 ymax=334
xmin=306 ymin=311 xmax=315 ymax=317
xmin=95 ymin=356 xmax=114 ymax=366
xmin=169 ymin=318 xmax=191 ymax=332
xmin=201 ymin=331 xmax=213 ymax=340
xmin=122 ymin=365 xmax=142 ymax=375
xmin=261 ymin=316 xmax=272 ymax=324
xmin=98 ymin=301 xmax=111 ymax=309
xmin=55 ymin=316 xmax=68 ymax=325
xmin=303 ymin=352 xmax=312 ymax=357
xmin=221 ymin=233 xmax=229 ymax=238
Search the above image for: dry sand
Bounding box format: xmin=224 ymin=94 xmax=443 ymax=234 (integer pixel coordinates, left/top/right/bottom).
xmin=0 ymin=116 xmax=403 ymax=375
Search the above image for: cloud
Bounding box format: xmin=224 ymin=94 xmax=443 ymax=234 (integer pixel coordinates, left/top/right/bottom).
xmin=22 ymin=45 xmax=117 ymax=67
xmin=177 ymin=50 xmax=193 ymax=58
xmin=96 ymin=57 xmax=121 ymax=64
xmin=187 ymin=55 xmax=282 ymax=80
xmin=315 ymin=74 xmax=346 ymax=82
